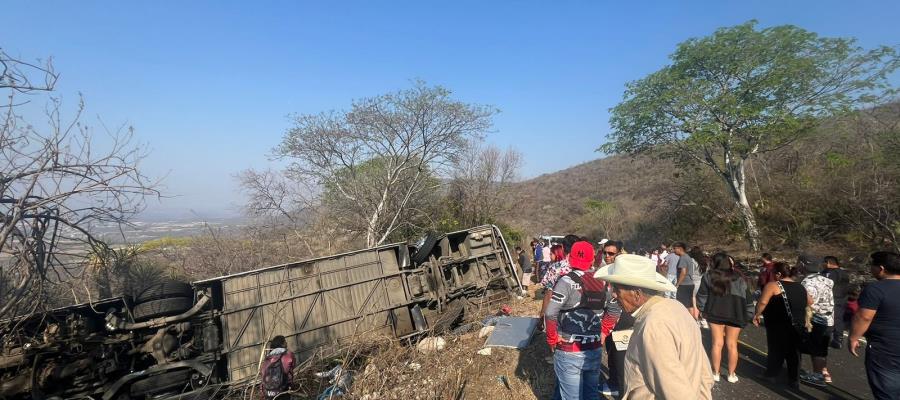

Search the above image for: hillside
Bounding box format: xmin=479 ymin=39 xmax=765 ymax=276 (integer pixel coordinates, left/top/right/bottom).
xmin=501 ymin=103 xmax=900 ymax=255
xmin=502 ymin=152 xmax=675 ymax=242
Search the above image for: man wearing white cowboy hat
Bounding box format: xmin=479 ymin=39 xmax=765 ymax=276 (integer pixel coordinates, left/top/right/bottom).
xmin=595 ymin=254 xmax=713 ymax=399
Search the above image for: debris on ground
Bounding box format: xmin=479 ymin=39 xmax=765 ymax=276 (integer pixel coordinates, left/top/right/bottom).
xmin=315 ymin=365 xmax=343 ymax=379
xmin=315 ymin=365 xmax=354 ymax=400
xmin=484 ymin=317 xmax=540 ymax=349
xmin=346 ymin=294 xmax=556 ymax=399
xmin=478 ymin=326 xmax=495 ymax=338
xmin=497 ymin=375 xmax=512 ymax=390
xmin=416 ymin=337 xmax=447 ymax=353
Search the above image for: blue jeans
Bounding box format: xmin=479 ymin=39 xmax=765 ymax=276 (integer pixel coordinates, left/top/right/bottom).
xmin=866 ymin=343 xmax=900 ymax=400
xmin=664 ymin=277 xmax=677 ymax=299
xmin=553 ymin=348 xmax=602 ymax=400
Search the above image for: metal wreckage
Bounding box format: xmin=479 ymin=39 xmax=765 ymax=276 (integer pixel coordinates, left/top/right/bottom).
xmin=0 ymin=225 xmax=524 ymax=399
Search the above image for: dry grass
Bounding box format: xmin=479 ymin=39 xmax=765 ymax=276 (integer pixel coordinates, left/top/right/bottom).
xmin=502 ymin=153 xmax=673 ymax=243
xmin=347 ymin=297 xmax=551 ymax=400
xmin=255 ymin=291 xmax=554 ymax=400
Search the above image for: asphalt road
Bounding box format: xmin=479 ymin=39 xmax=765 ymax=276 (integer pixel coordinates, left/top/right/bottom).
xmin=705 ymin=324 xmax=873 ymax=400
xmin=528 ymin=289 xmax=873 ymax=399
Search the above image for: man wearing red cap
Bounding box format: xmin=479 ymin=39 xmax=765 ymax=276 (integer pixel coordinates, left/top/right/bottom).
xmin=545 ymin=241 xmax=606 ymax=400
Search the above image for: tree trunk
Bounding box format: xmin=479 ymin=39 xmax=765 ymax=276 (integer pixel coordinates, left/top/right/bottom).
xmin=365 ymin=227 xmax=377 ymax=248
xmin=735 ymin=191 xmax=762 ymax=251
xmin=723 ymin=159 xmax=762 ymax=251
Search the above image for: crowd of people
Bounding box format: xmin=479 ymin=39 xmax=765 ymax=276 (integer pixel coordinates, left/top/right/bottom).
xmin=254 ymin=236 xmax=899 ymax=400
xmin=517 ymin=237 xmax=900 ymax=400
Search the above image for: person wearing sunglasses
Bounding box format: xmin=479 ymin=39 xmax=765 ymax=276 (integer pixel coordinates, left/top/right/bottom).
xmin=598 ymin=241 xmax=626 ymax=396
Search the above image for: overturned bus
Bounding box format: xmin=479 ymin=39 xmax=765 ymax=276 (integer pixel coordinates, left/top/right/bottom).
xmin=0 ymin=225 xmax=523 ymax=399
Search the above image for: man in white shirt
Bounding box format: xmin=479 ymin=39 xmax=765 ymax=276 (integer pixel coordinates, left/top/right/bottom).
xmin=799 ymin=255 xmax=835 ymax=387
xmin=661 ymin=244 xmax=679 ymax=300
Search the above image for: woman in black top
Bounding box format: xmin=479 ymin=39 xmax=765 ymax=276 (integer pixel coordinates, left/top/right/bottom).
xmin=753 ymin=262 xmax=812 ymax=388
xmin=697 ymin=252 xmax=754 ymax=383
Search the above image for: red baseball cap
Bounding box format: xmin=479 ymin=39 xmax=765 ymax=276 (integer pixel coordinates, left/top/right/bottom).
xmin=568 ymin=241 xmax=595 ymax=270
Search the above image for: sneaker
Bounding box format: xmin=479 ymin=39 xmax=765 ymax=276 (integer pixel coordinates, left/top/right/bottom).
xmin=800 ymin=372 xmax=827 ymax=387
xmin=699 ymin=319 xmax=709 ymax=329
xmin=822 ymin=369 xmax=832 ymax=384
xmin=600 ymin=382 xmax=620 ymax=396
xmin=727 ymin=373 xmax=739 ymax=383
xmin=712 ymin=372 xmax=721 ymax=383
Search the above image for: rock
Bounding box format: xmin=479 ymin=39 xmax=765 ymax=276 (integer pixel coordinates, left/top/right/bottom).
xmin=478 ymin=326 xmax=495 ymax=338
xmin=416 ymin=337 xmax=446 ymax=353
xmin=476 ymin=347 xmax=492 ymax=356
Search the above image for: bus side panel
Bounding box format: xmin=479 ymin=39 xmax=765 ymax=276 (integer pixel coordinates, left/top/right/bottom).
xmin=219 ymin=246 xmax=411 ymax=382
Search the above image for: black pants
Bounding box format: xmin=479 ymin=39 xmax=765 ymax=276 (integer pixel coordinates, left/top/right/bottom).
xmin=866 ymin=343 xmax=900 ymax=400
xmin=806 ymin=322 xmax=833 ymax=358
xmin=832 ymin=301 xmax=847 ymax=344
xmin=765 ymin=323 xmax=800 ymax=383
xmin=605 ymin=335 xmax=626 ymax=390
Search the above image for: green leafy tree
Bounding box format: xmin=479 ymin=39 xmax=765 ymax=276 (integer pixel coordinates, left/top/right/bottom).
xmin=602 ymin=21 xmax=898 ymax=250
xmin=320 ymin=156 xmax=441 ymax=244
xmin=578 ymin=199 xmax=617 ymax=239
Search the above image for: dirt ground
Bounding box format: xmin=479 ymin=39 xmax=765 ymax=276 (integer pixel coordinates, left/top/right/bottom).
xmin=301 ymin=286 xmax=554 ymax=400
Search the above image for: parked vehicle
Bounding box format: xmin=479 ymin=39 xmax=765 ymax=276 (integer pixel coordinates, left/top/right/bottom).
xmin=0 ymin=225 xmax=522 ymax=399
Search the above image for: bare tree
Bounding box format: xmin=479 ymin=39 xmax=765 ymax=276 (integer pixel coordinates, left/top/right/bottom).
xmin=0 ymin=93 xmax=158 ymax=319
xmin=275 ymin=82 xmax=497 ymax=247
xmin=235 ymin=168 xmax=316 ymax=225
xmin=835 ymin=102 xmax=900 ymax=252
xmin=0 ymin=48 xmax=58 ymax=96
xmin=447 ymin=144 xmax=522 ymax=227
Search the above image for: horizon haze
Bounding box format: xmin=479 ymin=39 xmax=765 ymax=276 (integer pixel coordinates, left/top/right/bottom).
xmin=3 ymin=1 xmax=899 ymax=220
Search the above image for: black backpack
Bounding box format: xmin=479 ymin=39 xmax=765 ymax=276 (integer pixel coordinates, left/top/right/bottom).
xmin=562 ymin=270 xmax=607 ymax=312
xmin=262 ymin=354 xmax=287 ymax=396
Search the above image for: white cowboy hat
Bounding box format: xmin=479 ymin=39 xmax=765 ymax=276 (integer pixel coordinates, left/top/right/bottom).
xmin=594 ymin=254 xmax=677 ymax=292
xmin=598 ymin=238 xmax=609 ymax=245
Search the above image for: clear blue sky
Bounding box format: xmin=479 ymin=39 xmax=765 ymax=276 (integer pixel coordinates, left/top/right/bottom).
xmin=3 ymin=1 xmax=898 ymax=219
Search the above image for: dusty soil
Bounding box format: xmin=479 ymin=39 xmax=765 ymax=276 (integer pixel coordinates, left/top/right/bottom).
xmin=288 ymin=286 xmax=554 ymax=400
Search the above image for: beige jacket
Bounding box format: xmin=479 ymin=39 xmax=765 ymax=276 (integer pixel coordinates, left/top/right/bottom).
xmin=622 ymin=296 xmax=713 ymax=400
